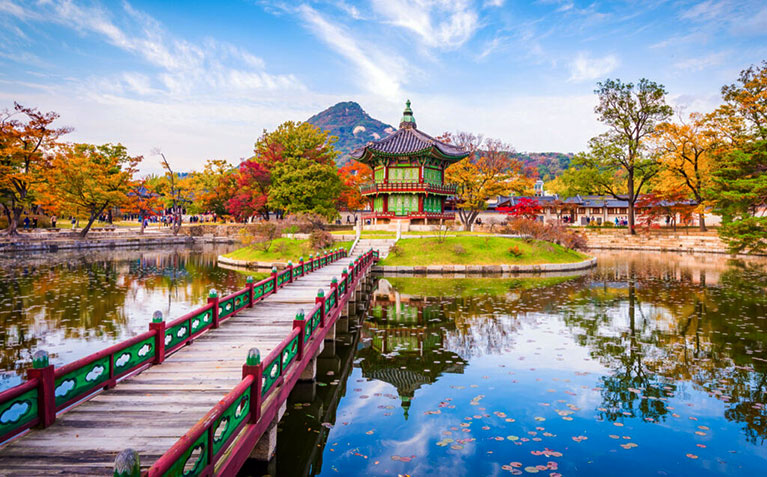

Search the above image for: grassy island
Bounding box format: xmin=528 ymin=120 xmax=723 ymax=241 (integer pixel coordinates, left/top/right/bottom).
xmin=383 ymin=276 xmax=578 ymax=297
xmin=223 ymin=238 xmax=353 ymax=263
xmin=378 ymin=236 xmax=588 ymax=266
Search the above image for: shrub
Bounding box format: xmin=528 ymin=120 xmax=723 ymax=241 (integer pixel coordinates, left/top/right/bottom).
xmin=309 ymin=229 xmax=334 ymax=249
xmin=508 ymin=245 xmax=523 ymax=257
xmin=503 ymin=218 xmax=587 ymax=251
xmin=389 ymin=244 xmax=402 ymax=256
xmin=452 ymin=244 xmax=466 ymax=255
xmin=251 ymin=221 xmax=283 ymax=251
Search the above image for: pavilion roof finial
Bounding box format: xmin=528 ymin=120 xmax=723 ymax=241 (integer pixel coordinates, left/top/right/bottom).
xmin=399 ymin=99 xmax=416 ymax=129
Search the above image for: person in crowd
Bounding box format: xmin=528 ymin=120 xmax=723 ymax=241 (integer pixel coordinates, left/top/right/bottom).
xmin=23 ymin=216 xmax=30 ymax=230
xmin=51 ymin=215 xmax=57 ymax=228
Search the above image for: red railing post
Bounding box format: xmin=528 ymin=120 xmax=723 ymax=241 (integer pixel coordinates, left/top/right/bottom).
xmin=287 ymin=261 xmax=293 ymax=283
xmin=292 ymin=309 xmax=306 ymax=361
xmin=208 ymin=289 xmax=220 ymax=328
xmin=27 ymin=350 xmax=55 ymax=428
xmin=307 ymin=254 xmax=313 ymax=273
xmin=348 ymin=262 xmax=354 ymax=283
xmin=330 ymin=277 xmax=339 ymax=309
xmin=299 ymin=257 xmax=304 ymax=277
xmin=242 ymin=348 xmax=263 ymax=423
xmin=341 ymin=269 xmax=348 ymax=297
xmin=149 ymin=310 xmax=166 ymax=365
xmin=316 ymin=289 xmax=326 ymax=327
xmin=246 ymin=276 xmax=255 ymax=308
xmin=271 ymin=266 xmax=278 ymax=292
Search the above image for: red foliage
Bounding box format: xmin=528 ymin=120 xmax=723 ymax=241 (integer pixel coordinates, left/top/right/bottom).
xmin=636 ymin=191 xmax=696 ymax=229
xmin=498 ymin=197 xmax=542 ymax=219
xmin=337 ymin=161 xmax=372 ymax=211
xmin=227 ymin=160 xmax=271 ymax=221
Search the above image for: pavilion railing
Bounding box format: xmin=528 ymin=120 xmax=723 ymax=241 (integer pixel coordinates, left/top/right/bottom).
xmin=144 ymin=249 xmax=378 ymax=477
xmin=0 ymin=247 xmax=350 ymax=445
xmin=360 ymin=182 xmax=457 ymax=195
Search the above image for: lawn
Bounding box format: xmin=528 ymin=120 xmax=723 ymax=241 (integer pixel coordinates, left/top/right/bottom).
xmin=383 ymin=276 xmax=578 ymax=297
xmin=223 ymin=238 xmax=354 ymax=263
xmin=378 ymin=236 xmax=588 ymax=266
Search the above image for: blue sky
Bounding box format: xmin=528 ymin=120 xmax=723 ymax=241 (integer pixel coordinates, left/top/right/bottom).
xmin=1 ymin=0 xmax=766 ymax=172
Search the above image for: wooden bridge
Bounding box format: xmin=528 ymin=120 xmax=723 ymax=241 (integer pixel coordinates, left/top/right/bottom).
xmin=0 ymin=241 xmax=385 ymax=476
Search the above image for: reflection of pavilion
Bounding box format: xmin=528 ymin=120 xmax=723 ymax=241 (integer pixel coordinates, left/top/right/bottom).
xmin=358 ymin=285 xmax=465 ymax=418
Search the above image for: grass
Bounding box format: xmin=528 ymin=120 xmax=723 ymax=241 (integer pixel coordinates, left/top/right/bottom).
xmin=331 ymin=230 xmax=493 ymax=239
xmin=223 ymin=238 xmax=354 ymax=263
xmin=378 ymin=236 xmax=588 ymax=266
xmin=384 ymin=276 xmax=578 ymax=297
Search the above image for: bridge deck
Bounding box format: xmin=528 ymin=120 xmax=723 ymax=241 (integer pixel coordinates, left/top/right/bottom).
xmin=0 ymin=250 xmax=364 ymax=476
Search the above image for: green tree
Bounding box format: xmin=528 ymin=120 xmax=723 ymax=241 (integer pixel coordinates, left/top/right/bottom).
xmin=189 ymin=159 xmax=236 ymax=216
xmin=255 ymin=121 xmax=342 ymax=221
xmin=580 ymin=78 xmax=673 ymax=234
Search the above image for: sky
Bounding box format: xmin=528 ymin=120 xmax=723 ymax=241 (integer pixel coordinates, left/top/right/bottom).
xmin=1 ymin=0 xmax=766 ymax=173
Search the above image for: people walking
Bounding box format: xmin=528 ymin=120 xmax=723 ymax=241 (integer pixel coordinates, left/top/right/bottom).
xmin=51 ymin=215 xmax=57 ymax=228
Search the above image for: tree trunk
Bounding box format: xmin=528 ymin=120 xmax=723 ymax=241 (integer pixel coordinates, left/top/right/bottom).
xmin=698 ymin=213 xmax=706 ymax=232
xmin=9 ymin=207 xmax=23 ymax=236
xmin=458 ymin=209 xmax=479 ymax=231
xmin=627 ymin=174 xmax=636 ymax=235
xmin=80 ymin=214 xmax=98 ymax=238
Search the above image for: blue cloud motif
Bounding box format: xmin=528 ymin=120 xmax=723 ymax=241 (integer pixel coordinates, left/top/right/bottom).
xmin=115 ymin=353 xmax=130 ymax=368
xmin=1 ymin=401 xmax=30 ymax=424
xmin=192 ymin=319 xmax=200 ymax=330
xmin=55 ymin=379 xmax=75 ymax=397
xmin=165 ymin=334 xmax=172 ymax=345
xmin=138 ymin=343 xmax=151 ymax=357
xmin=85 ymin=365 xmax=105 ymax=382
xmin=177 ymin=327 xmax=187 ymax=338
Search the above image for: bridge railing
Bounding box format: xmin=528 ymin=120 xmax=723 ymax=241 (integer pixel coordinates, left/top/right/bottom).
xmin=144 ymin=249 xmax=378 ymax=477
xmin=0 ymin=247 xmax=350 ymax=445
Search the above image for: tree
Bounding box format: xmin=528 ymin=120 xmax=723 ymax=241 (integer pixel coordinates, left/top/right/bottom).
xmin=719 ymin=60 xmax=767 ymax=141
xmin=653 ymin=113 xmax=717 ymax=230
xmin=123 ymin=177 xmax=162 ymax=234
xmin=0 ymin=103 xmax=70 ymax=235
xmin=156 ymin=151 xmax=188 ymax=235
xmin=497 ymin=197 xmax=542 ymax=219
xmin=42 ymin=143 xmax=140 ymax=237
xmin=189 ymin=159 xmax=236 ymax=217
xmin=636 ymin=190 xmax=695 ymax=231
xmin=338 ymin=161 xmax=372 ymax=214
xmin=255 ymin=121 xmax=342 ymax=221
xmin=227 ymin=159 xmax=271 ymax=221
xmin=586 ymin=78 xmax=673 ymax=234
xmin=445 ymin=134 xmax=530 ymax=231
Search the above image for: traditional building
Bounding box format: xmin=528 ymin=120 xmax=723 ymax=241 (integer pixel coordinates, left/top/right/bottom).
xmin=351 ymin=100 xmax=468 ymax=226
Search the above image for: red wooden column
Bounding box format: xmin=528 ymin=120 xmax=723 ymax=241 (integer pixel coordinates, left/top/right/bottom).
xmin=242 ymin=348 xmax=263 ymax=423
xmin=292 ymin=310 xmax=306 ymax=361
xmin=246 ymin=276 xmax=255 ymax=307
xmin=419 ymin=195 xmax=424 ymax=213
xmin=271 ymin=266 xmax=278 ymax=292
xmin=316 ymin=289 xmax=326 ymax=327
xmin=208 ymin=289 xmax=220 ymax=328
xmin=27 ymin=350 xmax=55 ymax=428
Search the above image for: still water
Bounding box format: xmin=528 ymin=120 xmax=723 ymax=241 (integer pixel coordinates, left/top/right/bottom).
xmin=268 ymin=252 xmax=767 ymax=477
xmin=1 ymin=247 xmax=766 ymax=475
xmin=0 ymin=243 xmax=241 ymax=390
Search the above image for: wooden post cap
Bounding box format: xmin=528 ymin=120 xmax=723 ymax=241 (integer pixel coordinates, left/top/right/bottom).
xmin=32 ymin=350 xmax=49 ymax=369
xmin=317 ymin=289 xmax=324 ymax=298
xmin=295 ymin=309 xmax=305 ymax=321
xmin=151 ymin=310 xmax=163 ymax=323
xmin=246 ymin=348 xmax=261 ymax=366
xmin=208 ymin=288 xmax=218 ymax=298
xmin=246 ymin=276 xmax=254 ymax=284
xmin=114 ymin=448 xmax=140 ymax=477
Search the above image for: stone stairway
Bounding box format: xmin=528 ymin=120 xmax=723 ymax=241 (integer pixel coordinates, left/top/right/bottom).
xmin=352 ymin=238 xmax=397 ymax=259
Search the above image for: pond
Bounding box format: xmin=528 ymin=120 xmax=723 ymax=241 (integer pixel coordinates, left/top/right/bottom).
xmin=264 ymin=251 xmax=767 ymax=477
xmin=0 ymin=243 xmax=241 ymax=391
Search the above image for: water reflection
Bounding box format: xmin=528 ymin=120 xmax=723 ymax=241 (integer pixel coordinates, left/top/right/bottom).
xmin=270 ymin=251 xmax=767 ymax=476
xmin=0 ymin=244 xmax=241 ymax=390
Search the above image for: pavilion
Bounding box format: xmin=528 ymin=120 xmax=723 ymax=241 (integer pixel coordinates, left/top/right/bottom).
xmin=351 ymin=100 xmax=469 ymax=228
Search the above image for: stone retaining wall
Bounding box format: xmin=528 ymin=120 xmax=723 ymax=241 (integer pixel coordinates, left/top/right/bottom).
xmin=577 ymin=230 xmax=737 ymax=254
xmin=0 ymin=235 xmax=232 ymax=253
xmin=374 ymin=257 xmax=597 ymax=274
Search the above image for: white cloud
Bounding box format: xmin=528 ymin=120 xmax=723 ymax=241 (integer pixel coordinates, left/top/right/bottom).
xmin=568 ymin=52 xmax=619 ymax=82
xmin=674 ymin=52 xmax=728 ymax=72
xmin=370 ymin=0 xmax=479 ymax=49
xmin=297 ymin=4 xmax=403 ymax=99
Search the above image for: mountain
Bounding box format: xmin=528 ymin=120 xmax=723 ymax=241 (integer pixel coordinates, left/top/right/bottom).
xmin=511 ymin=152 xmax=574 ymax=181
xmin=306 ymin=101 xmax=396 ymax=165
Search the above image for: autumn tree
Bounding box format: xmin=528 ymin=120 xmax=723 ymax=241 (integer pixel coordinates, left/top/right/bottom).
xmin=42 ymin=143 xmax=140 ymax=237
xmin=255 ymin=121 xmax=342 ymax=221
xmin=189 ymin=159 xmax=236 ymax=217
xmin=707 ymin=62 xmax=767 ymax=253
xmin=227 ymin=159 xmax=271 ymax=221
xmin=580 ymin=78 xmax=673 ymax=234
xmin=338 ymin=160 xmax=372 ymax=214
xmin=445 ymin=133 xmax=530 ymax=231
xmin=497 ymin=197 xmax=542 ymax=220
xmin=124 ymin=177 xmax=162 ymax=234
xmin=0 ymin=103 xmax=70 ymax=235
xmin=636 ymin=190 xmax=695 ymax=230
xmin=653 ymin=113 xmax=717 ymax=230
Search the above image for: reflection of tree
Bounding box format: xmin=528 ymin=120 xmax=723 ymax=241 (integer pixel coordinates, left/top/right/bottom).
xmin=563 ymin=256 xmax=767 ymax=444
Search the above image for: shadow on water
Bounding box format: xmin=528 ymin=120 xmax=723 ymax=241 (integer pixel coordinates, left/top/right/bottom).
xmin=255 ymin=251 xmax=767 ymax=477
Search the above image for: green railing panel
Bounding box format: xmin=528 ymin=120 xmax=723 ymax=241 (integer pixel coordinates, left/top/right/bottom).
xmin=165 ymin=321 xmax=189 ymax=350
xmin=113 ymin=337 xmax=155 ymax=374
xmin=218 ymin=297 xmax=236 ymax=319
xmin=339 ymin=279 xmax=346 ymax=296
xmin=261 ymin=356 xmax=281 ymax=395
xmin=324 ymin=293 xmax=336 ymax=314
xmin=163 ymin=430 xmax=208 ymax=477
xmin=253 ymin=284 xmax=264 ymax=300
xmin=264 ymin=280 xmax=274 ymax=294
xmin=277 ymin=271 xmax=290 ymax=286
xmin=311 ymin=308 xmax=321 ymax=332
xmin=212 ymin=386 xmax=251 ymax=456
xmin=190 ymin=309 xmax=213 ymax=334
xmin=292 ymin=266 xmax=301 ymax=280
xmin=0 ymin=387 xmax=38 ymax=438
xmin=281 ymin=335 xmax=299 ymax=371
xmin=54 ymin=356 xmax=110 ymax=407
xmin=235 ymin=292 xmax=249 ymax=311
